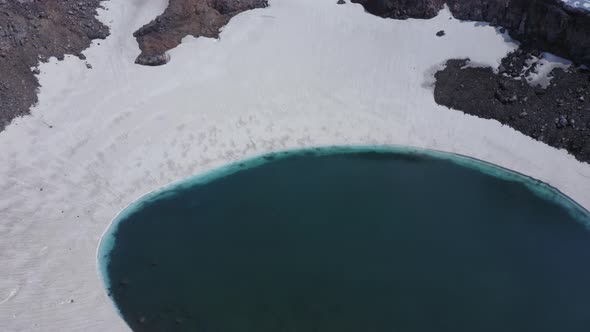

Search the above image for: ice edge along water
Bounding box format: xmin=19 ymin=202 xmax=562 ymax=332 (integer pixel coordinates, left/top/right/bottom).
xmin=2 ymin=0 xmax=590 ymax=331
xmin=98 ymin=145 xmax=590 ymax=308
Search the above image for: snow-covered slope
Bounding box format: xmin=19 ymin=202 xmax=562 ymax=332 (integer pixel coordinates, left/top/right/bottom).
xmin=1 ymin=0 xmax=590 ymax=331
xmin=524 ymin=52 xmax=572 ymax=88
xmin=563 ymin=0 xmax=590 ymax=10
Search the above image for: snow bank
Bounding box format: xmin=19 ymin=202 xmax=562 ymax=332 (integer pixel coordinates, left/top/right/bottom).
xmin=523 ymin=52 xmax=572 ymax=88
xmin=562 ymin=0 xmax=590 ymax=10
xmin=1 ymin=0 xmax=589 ymax=331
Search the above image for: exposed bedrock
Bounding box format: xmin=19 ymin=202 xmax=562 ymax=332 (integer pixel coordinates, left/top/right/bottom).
xmin=0 ymin=0 xmax=108 ymax=131
xmin=350 ymin=0 xmax=445 ymax=19
xmin=434 ymin=56 xmax=590 ymax=163
xmin=353 ymin=0 xmax=590 ymax=162
xmin=133 ymin=0 xmax=268 ymax=66
xmin=352 ymin=0 xmax=590 ymax=65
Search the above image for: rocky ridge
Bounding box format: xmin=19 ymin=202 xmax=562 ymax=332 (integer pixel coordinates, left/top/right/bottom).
xmin=0 ymin=0 xmax=268 ymax=131
xmin=434 ymin=53 xmax=590 ymax=163
xmin=353 ymin=0 xmax=590 ymax=65
xmin=0 ymin=0 xmax=108 ymax=131
xmin=354 ymin=0 xmax=590 ymax=163
xmin=133 ymin=0 xmax=268 ymax=66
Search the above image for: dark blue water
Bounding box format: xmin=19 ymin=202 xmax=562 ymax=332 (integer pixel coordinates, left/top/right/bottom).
xmin=98 ymin=147 xmax=590 ymax=332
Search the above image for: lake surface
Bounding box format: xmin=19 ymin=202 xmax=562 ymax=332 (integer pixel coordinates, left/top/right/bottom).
xmin=98 ymin=146 xmax=590 ymax=332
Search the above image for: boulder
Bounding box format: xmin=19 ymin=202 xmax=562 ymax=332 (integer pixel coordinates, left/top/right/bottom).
xmin=134 ymin=53 xmax=171 ymax=66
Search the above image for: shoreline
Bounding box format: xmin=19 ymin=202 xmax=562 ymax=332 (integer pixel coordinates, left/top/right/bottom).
xmin=99 ymin=145 xmax=590 ymax=286
xmin=100 ymin=145 xmax=590 ymax=331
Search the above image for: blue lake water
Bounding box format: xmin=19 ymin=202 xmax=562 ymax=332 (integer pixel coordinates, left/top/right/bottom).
xmin=98 ymin=146 xmax=590 ymax=332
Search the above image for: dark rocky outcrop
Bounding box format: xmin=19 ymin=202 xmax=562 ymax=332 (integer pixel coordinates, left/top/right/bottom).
xmin=133 ymin=0 xmax=268 ymax=66
xmin=352 ymin=0 xmax=445 ymax=19
xmin=447 ymin=0 xmax=590 ymax=65
xmin=0 ymin=0 xmax=108 ymax=131
xmin=357 ymin=0 xmax=590 ymax=162
xmin=352 ymin=0 xmax=590 ymax=65
xmin=434 ymin=54 xmax=590 ymax=163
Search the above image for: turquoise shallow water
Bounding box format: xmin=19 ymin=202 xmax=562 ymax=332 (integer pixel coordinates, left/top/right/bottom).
xmin=98 ymin=146 xmax=590 ymax=332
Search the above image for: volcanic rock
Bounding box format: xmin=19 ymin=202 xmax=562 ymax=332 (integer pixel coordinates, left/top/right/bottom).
xmin=133 ymin=0 xmax=268 ymax=66
xmin=352 ymin=0 xmax=590 ymax=65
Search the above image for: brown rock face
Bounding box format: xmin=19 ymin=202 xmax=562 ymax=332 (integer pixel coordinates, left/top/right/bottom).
xmin=0 ymin=0 xmax=108 ymax=131
xmin=353 ymin=0 xmax=590 ymax=65
xmin=133 ymin=0 xmax=268 ymax=66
